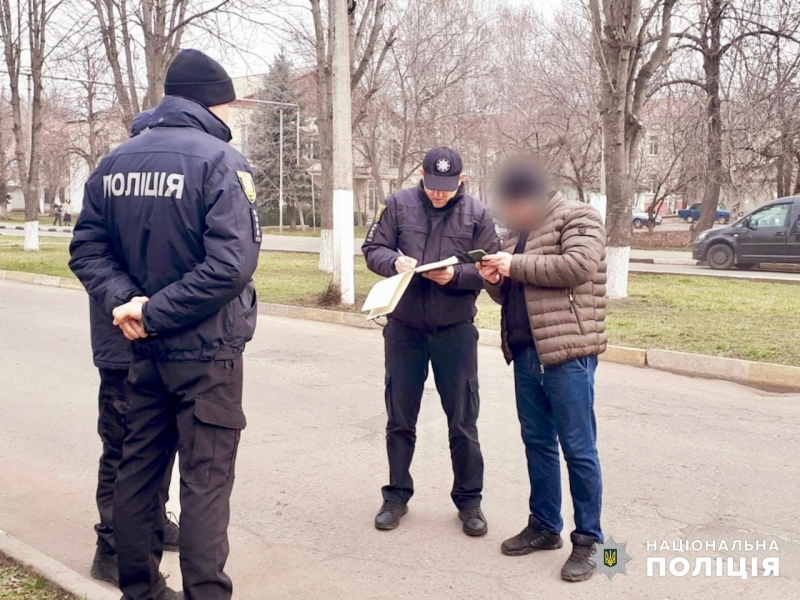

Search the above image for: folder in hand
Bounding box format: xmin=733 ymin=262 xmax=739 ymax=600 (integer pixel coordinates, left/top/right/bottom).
xmin=361 ymin=256 xmax=461 ymax=320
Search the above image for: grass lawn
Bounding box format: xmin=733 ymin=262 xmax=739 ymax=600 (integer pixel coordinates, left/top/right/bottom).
xmin=0 ymin=556 xmax=75 ymax=600
xmin=1 ymin=240 xmax=798 ymax=366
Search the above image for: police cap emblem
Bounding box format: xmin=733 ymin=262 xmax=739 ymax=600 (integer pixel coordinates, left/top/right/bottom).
xmin=436 ymin=158 xmax=451 ymax=173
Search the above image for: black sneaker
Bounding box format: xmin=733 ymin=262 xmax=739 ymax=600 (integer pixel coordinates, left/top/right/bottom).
xmin=374 ymin=501 xmax=408 ymax=530
xmin=162 ymin=589 xmax=185 ymax=600
xmin=501 ymin=516 xmax=563 ymax=556
xmin=561 ymin=533 xmax=597 ymax=582
xmin=458 ymin=506 xmax=488 ymax=536
xmin=164 ymin=512 xmax=180 ymax=552
xmin=89 ymin=546 xmax=119 ymax=586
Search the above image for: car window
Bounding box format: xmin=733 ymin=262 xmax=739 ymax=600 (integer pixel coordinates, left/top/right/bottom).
xmin=749 ymin=204 xmax=790 ymax=228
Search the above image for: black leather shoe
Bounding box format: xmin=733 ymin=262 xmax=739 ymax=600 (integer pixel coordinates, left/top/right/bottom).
xmin=501 ymin=516 xmax=563 ymax=556
xmin=90 ymin=546 xmax=119 ymax=586
xmin=374 ymin=501 xmax=408 ymax=530
xmin=164 ymin=512 xmax=180 ymax=552
xmin=561 ymin=532 xmax=597 ymax=582
xmin=458 ymin=506 xmax=488 ymax=536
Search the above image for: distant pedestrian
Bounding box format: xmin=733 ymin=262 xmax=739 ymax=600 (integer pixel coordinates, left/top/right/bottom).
xmin=53 ymin=203 xmax=62 ymax=226
xmin=479 ymin=157 xmax=607 ymax=582
xmin=70 ymin=49 xmax=260 ymax=600
xmin=362 ymin=146 xmax=499 ymax=536
xmin=63 ymin=200 xmax=72 ymax=226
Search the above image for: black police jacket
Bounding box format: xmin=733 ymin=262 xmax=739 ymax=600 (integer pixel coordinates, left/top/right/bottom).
xmin=70 ymin=96 xmax=261 ymax=362
xmin=85 ymin=110 xmax=156 ymax=371
xmin=362 ymin=183 xmax=499 ymax=329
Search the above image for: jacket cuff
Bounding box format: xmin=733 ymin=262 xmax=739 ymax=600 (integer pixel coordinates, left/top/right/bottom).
xmin=141 ymin=303 xmax=159 ymax=336
xmin=510 ymin=254 xmax=528 ymax=283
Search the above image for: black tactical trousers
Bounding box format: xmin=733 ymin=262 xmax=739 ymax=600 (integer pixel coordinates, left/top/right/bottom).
xmin=95 ymin=368 xmax=175 ymax=556
xmin=382 ymin=320 xmax=483 ymax=510
xmin=114 ymin=357 xmax=246 ymax=600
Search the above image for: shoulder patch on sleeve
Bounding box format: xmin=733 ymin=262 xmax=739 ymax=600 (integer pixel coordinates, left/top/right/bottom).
xmin=375 ymin=204 xmax=386 ymax=222
xmin=237 ymin=171 xmax=256 ymax=204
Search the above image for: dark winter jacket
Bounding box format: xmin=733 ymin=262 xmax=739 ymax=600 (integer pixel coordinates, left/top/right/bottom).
xmin=362 ymin=183 xmax=499 ymax=329
xmin=87 ymin=110 xmax=154 ymax=371
xmin=70 ymin=96 xmax=261 ymax=362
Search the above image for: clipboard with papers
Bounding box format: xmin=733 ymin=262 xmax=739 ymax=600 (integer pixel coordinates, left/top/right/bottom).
xmin=361 ymin=254 xmax=482 ymax=320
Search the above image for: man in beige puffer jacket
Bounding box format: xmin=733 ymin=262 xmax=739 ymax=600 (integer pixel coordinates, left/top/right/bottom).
xmin=479 ymin=158 xmax=606 ymax=583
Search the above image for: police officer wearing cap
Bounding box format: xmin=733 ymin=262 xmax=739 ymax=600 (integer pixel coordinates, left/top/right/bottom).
xmin=362 ymin=147 xmax=499 ymax=535
xmin=70 ymin=49 xmax=260 ymax=600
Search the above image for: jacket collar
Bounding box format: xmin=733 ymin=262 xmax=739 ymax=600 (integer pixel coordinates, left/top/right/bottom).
xmin=417 ymin=181 xmax=465 ymax=216
xmin=147 ymin=96 xmax=232 ymax=143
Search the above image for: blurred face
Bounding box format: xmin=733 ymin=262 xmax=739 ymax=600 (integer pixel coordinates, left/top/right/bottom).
xmin=498 ymin=193 xmax=549 ymax=231
xmin=420 ymin=170 xmax=466 ymax=208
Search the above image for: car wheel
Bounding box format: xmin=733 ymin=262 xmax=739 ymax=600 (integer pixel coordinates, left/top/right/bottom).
xmin=687 ymin=216 xmax=695 ymax=224
xmin=707 ymin=243 xmax=735 ymax=270
xmin=736 ymin=262 xmax=756 ymax=270
xmin=633 ymin=219 xmax=644 ymax=229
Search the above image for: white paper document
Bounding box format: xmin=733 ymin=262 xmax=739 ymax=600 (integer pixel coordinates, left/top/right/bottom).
xmin=361 ymin=256 xmax=460 ymax=320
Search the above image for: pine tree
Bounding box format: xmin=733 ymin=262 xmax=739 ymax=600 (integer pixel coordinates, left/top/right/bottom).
xmin=249 ymin=52 xmax=309 ymax=230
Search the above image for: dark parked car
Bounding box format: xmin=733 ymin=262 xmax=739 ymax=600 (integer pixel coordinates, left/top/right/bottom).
xmin=678 ymin=203 xmax=731 ymax=224
xmin=693 ymin=196 xmax=800 ymax=270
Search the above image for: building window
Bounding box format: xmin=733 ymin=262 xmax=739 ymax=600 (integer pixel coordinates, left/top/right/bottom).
xmin=648 ymin=135 xmax=659 ymax=157
xmin=389 ymin=140 xmax=401 ymax=168
xmin=303 ymin=137 xmax=318 ymax=161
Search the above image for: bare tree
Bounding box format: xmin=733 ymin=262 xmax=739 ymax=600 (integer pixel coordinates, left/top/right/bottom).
xmin=589 ymin=0 xmax=677 ymax=298
xmin=90 ymin=0 xmax=250 ymax=128
xmin=1 ymin=0 xmax=63 ymax=250
xmin=306 ymin=0 xmax=395 ymax=272
xmin=662 ymin=0 xmax=800 ymax=234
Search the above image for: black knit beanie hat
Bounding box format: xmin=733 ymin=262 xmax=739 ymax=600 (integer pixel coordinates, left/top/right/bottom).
xmin=164 ymin=49 xmax=236 ymax=107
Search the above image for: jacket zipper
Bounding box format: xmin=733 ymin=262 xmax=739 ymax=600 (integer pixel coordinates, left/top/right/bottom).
xmin=569 ymin=291 xmax=586 ymax=335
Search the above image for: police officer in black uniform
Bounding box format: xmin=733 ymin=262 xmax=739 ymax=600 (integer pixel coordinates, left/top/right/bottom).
xmin=88 ymin=109 xmax=179 ymax=588
xmin=362 ymin=147 xmax=499 ymax=536
xmin=70 ymin=49 xmax=261 ymax=600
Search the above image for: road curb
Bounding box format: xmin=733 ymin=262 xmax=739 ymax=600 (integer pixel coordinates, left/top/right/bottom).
xmin=646 ymin=349 xmax=800 ymax=393
xmin=2 ymin=269 xmax=798 ymax=392
xmin=0 ymin=530 xmax=118 ymax=600
xmin=630 ymin=257 xmax=699 ymax=266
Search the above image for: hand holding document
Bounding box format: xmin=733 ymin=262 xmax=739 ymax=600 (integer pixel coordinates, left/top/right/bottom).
xmin=362 ymin=253 xmax=484 ymax=320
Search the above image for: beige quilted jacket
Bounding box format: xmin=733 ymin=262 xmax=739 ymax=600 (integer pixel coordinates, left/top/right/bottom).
xmin=485 ymin=193 xmax=608 ymax=366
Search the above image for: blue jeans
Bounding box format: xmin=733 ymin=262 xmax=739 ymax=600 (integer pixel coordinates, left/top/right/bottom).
xmin=513 ymin=345 xmax=603 ymax=542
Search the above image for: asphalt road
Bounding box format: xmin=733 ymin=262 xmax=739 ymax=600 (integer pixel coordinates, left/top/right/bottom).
xmin=0 ymin=279 xmax=798 ymax=599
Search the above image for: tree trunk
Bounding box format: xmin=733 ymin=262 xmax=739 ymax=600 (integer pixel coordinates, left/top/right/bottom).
xmin=602 ymin=104 xmax=633 ymax=299
xmin=318 ymin=112 xmax=334 ymax=272
xmin=697 ymin=0 xmax=723 ymax=236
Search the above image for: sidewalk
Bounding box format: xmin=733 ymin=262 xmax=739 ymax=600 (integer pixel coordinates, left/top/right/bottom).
xmin=1 ymin=279 xmax=799 ymax=600
xmin=0 ymin=221 xmax=73 ymax=233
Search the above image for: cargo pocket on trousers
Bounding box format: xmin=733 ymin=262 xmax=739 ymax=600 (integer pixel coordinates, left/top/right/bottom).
xmin=185 ymin=396 xmax=247 ymax=487
xmin=466 ymin=378 xmax=480 ymax=424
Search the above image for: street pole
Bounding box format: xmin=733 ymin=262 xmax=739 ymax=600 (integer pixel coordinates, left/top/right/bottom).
xmin=310 ymin=173 xmax=316 ymax=231
xmin=279 ymin=108 xmax=284 ymax=233
xmin=331 ymin=0 xmax=355 ymax=305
